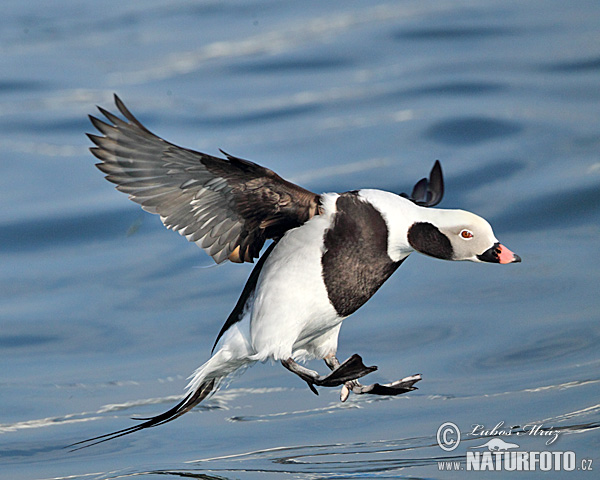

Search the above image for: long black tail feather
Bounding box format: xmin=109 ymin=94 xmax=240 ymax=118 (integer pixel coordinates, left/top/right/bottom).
xmin=67 ymin=378 xmax=216 ymax=451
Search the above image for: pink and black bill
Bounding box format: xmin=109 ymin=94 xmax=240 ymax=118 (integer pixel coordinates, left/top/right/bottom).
xmin=477 ymin=243 xmax=521 ymax=264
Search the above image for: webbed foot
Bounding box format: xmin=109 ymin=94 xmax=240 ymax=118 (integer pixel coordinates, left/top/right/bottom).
xmin=339 ymin=374 xmax=422 ymax=401
xmin=282 ymin=354 xmax=377 ymax=395
xmin=323 ymin=354 xmax=421 ymax=402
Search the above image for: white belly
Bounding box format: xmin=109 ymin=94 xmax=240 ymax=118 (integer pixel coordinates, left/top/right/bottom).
xmin=249 ymin=196 xmax=342 ymax=362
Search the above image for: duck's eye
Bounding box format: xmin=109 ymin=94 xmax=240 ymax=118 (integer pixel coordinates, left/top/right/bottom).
xmin=460 ymin=229 xmax=473 ymax=239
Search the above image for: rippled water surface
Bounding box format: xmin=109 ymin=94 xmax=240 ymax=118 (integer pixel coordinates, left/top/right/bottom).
xmin=1 ymin=1 xmax=599 ymax=479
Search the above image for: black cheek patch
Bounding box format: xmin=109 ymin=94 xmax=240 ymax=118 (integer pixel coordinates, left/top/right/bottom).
xmin=407 ymin=222 xmax=453 ymax=260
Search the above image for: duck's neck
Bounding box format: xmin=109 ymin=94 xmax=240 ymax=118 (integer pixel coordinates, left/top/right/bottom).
xmin=357 ymin=189 xmax=466 ymax=262
xmin=357 ymin=189 xmax=421 ymax=262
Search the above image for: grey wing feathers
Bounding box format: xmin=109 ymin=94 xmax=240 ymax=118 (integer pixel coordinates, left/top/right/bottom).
xmin=400 ymin=160 xmax=444 ymax=207
xmin=89 ymin=95 xmax=320 ymax=264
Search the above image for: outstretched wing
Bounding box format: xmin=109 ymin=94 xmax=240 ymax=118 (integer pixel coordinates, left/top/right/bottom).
xmin=400 ymin=160 xmax=444 ymax=207
xmin=89 ymin=95 xmax=320 ymax=263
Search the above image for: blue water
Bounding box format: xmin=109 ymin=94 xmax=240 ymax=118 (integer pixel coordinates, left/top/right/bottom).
xmin=1 ymin=1 xmax=599 ymax=479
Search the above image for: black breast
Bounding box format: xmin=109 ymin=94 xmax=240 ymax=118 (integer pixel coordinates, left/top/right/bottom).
xmin=321 ymin=192 xmax=405 ymax=317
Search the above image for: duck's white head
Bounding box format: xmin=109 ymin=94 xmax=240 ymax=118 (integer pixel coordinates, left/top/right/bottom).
xmin=408 ymin=208 xmax=520 ymax=264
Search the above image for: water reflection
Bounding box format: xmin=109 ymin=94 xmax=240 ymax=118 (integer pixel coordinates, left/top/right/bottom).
xmin=1 ymin=0 xmax=599 ymax=479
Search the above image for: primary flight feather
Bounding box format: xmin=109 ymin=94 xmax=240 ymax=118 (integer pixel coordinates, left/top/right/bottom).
xmin=72 ymin=95 xmax=520 ymax=449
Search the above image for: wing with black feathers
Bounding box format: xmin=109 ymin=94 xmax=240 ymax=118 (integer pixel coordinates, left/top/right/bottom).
xmin=400 ymin=160 xmax=444 ymax=207
xmin=89 ymin=95 xmax=320 ymax=264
